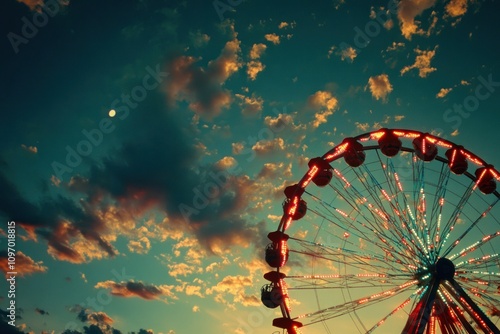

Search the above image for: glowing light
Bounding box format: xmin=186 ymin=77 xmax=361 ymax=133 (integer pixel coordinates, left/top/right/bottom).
xmin=301 ymin=165 xmax=319 ymax=187
xmin=108 ymin=109 xmax=116 ymax=117
xmin=324 ymin=142 xmax=349 ymax=161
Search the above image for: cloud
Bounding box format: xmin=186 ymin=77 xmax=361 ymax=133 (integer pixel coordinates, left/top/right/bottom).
xmin=192 ymin=305 xmax=200 ymax=312
xmin=397 ymin=0 xmax=437 ymax=39
xmin=264 ymin=112 xmax=304 ymax=132
xmin=231 ymin=142 xmax=245 ymax=155
xmin=328 ymin=46 xmax=357 ymax=62
xmin=0 ymin=251 xmax=47 ymax=277
xmin=307 ymin=91 xmax=339 ymax=128
xmin=206 ymin=275 xmax=258 ymax=308
xmin=355 ymin=122 xmax=371 ymax=132
xmin=400 ymin=47 xmax=438 ymax=78
xmin=77 ymin=310 xmax=114 ymax=326
xmin=445 ymin=0 xmax=469 ymax=17
xmin=0 ymin=170 xmax=118 ymax=264
xmin=235 ymin=94 xmax=264 ymax=115
xmin=215 ymin=156 xmax=237 ymax=170
xmin=264 ymin=33 xmax=280 ymax=44
xmin=246 ymin=61 xmax=265 ymax=80
xmin=21 ymin=144 xmax=38 ymax=154
xmin=189 ymin=30 xmax=210 ymax=48
xmin=95 ymin=280 xmax=177 ymax=301
xmin=249 ymin=43 xmax=267 ymax=59
xmin=246 ymin=44 xmax=267 ymax=80
xmin=184 ymin=285 xmax=203 ymax=298
xmin=257 ymin=162 xmax=292 ymax=179
xmin=167 ymin=263 xmax=195 ymax=277
xmin=308 ymin=91 xmax=338 ymax=111
xmin=166 ymin=34 xmax=242 ymax=118
xmin=367 ymin=74 xmax=393 ymax=101
xmin=35 ymin=308 xmax=49 ymax=316
xmin=436 ymin=87 xmax=452 ymax=98
xmin=127 ymin=236 xmax=151 ymax=254
xmin=386 ymin=42 xmax=405 ymax=52
xmin=278 ymin=21 xmax=296 ymax=29
xmin=252 ymin=138 xmax=286 ymax=155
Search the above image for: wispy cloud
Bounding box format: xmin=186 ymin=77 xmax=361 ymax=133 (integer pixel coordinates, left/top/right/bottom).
xmin=401 ymin=47 xmax=438 ymax=78
xmin=436 ymin=87 xmax=452 ymax=98
xmin=0 ymin=251 xmax=47 ymax=277
xmin=95 ymin=280 xmax=178 ymax=301
xmin=307 ymin=90 xmax=339 ymax=128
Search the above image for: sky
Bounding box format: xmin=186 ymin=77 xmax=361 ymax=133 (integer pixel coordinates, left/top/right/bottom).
xmin=1 ymin=0 xmax=500 ymax=333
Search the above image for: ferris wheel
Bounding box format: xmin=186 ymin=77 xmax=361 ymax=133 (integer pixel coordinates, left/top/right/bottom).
xmin=261 ymin=129 xmax=500 ymax=334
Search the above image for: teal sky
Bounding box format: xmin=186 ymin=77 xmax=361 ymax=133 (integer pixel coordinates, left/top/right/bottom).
xmin=1 ymin=0 xmax=500 ymax=333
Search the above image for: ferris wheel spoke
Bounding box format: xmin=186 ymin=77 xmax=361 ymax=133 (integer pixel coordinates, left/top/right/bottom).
xmin=455 ymin=253 xmax=500 ymax=271
xmin=294 ymin=279 xmax=418 ymax=327
xmin=384 ymin=159 xmax=422 ymax=243
xmin=366 ymin=287 xmax=424 ymax=333
xmin=326 ymin=170 xmax=408 ymax=252
xmin=425 ymin=163 xmax=451 ymax=259
xmin=290 ymin=237 xmax=416 ymax=274
xmin=455 ymin=276 xmax=500 ymax=298
xmin=441 ymin=198 xmax=500 ymax=258
xmin=305 ymin=205 xmax=397 ymax=256
xmin=305 ymin=202 xmax=418 ymax=267
xmin=435 ymin=182 xmax=475 ymax=256
xmin=449 ymin=231 xmax=500 ymax=261
xmin=339 ymin=166 xmax=424 ymax=264
xmin=383 ymin=158 xmax=442 ymax=265
xmin=286 ymin=273 xmax=412 ymax=290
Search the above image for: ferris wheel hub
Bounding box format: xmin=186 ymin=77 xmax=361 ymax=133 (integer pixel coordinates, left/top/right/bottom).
xmin=435 ymin=257 xmax=455 ymax=281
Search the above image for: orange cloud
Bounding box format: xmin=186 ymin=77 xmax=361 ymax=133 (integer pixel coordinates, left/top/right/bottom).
xmin=436 ymin=87 xmax=452 ymax=98
xmin=249 ymin=43 xmax=267 ymax=59
xmin=235 ymin=93 xmax=264 ymax=115
xmin=307 ymin=91 xmax=339 ymax=128
xmin=0 ymin=251 xmax=47 ymax=277
xmin=252 ymin=138 xmax=285 ymax=155
xmin=21 ymin=144 xmax=38 ymax=154
xmin=397 ymin=0 xmax=437 ymax=39
xmin=446 ymin=0 xmax=469 ymax=17
xmin=401 ymin=47 xmax=438 ymax=78
xmin=166 ymin=35 xmax=242 ymax=118
xmin=246 ymin=60 xmax=265 ymax=80
xmin=264 ymin=33 xmax=280 ymax=45
xmin=367 ymin=74 xmax=393 ymax=101
xmin=95 ymin=280 xmax=178 ymax=301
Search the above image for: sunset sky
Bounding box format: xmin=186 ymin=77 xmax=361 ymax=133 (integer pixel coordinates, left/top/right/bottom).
xmin=1 ymin=0 xmax=500 ymax=333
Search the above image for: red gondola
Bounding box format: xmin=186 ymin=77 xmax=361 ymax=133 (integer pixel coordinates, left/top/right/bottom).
xmin=343 ymin=138 xmax=365 ymax=167
xmin=308 ymin=157 xmax=333 ymax=187
xmin=412 ymin=134 xmax=437 ymax=161
xmin=378 ymin=129 xmax=402 ymax=157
